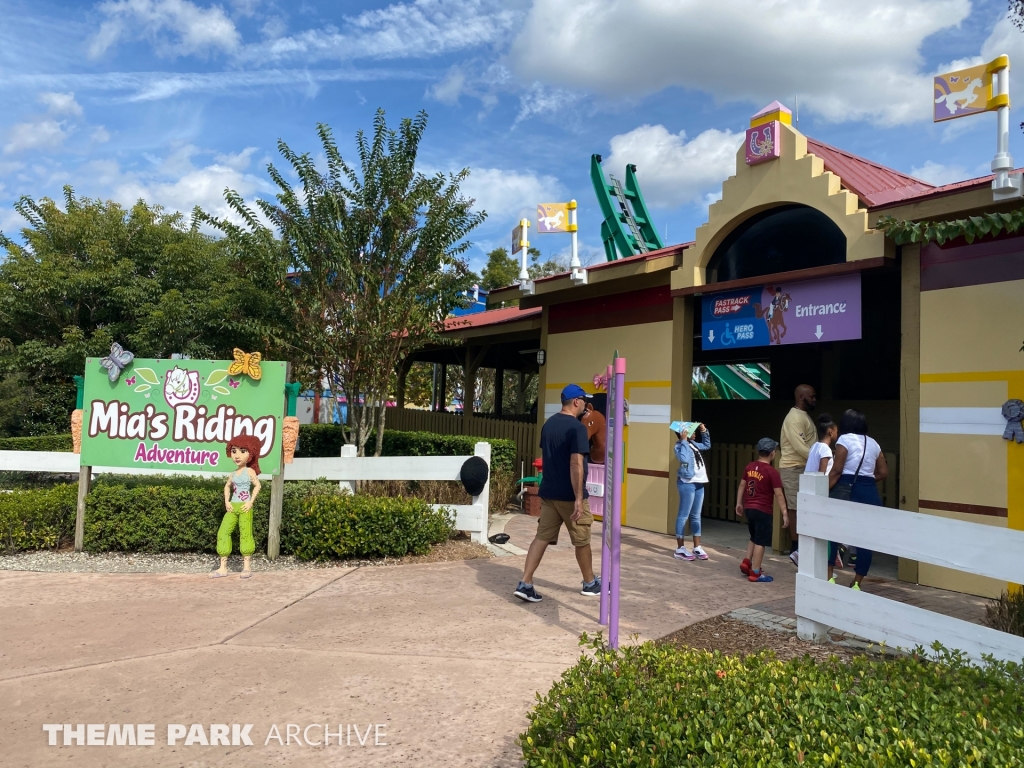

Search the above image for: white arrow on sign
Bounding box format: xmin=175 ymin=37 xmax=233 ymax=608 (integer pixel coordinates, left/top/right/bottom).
xmin=708 ymin=329 xmax=715 ymax=343
xmin=814 ymin=325 xmax=823 ymax=339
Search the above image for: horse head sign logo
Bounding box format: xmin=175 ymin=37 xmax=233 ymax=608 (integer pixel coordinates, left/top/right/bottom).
xmin=755 ymin=285 xmax=792 ymax=344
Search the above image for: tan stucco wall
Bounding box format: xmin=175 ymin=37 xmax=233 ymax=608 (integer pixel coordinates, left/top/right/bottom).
xmin=671 ymin=123 xmax=888 ymax=291
xmin=545 ymin=321 xmax=674 ymax=534
xmin=918 ymin=278 xmax=1024 ymax=596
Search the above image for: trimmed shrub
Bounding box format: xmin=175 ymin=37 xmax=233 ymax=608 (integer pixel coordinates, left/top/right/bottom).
xmin=0 ymin=484 xmax=78 ymax=551
xmin=295 ymin=423 xmax=348 ymax=458
xmin=282 ymin=494 xmax=454 ymax=561
xmin=986 ymin=590 xmax=1024 ymax=637
xmin=0 ymin=434 xmax=74 ymax=452
xmin=82 ymin=480 xmax=340 ymax=554
xmin=373 ymin=430 xmax=516 ymax=475
xmin=520 ymin=635 xmax=1024 ymax=767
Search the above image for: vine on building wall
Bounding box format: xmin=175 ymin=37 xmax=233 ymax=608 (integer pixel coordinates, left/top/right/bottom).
xmin=875 ymin=209 xmax=1024 ymax=245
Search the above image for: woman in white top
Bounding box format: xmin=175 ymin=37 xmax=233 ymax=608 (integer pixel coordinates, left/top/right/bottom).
xmin=804 ymin=413 xmax=837 ymax=475
xmin=674 ymin=424 xmax=711 ymax=561
xmin=827 ymin=409 xmax=888 ymax=590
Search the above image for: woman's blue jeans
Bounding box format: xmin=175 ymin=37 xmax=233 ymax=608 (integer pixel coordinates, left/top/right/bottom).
xmin=675 ymin=480 xmax=704 ymax=539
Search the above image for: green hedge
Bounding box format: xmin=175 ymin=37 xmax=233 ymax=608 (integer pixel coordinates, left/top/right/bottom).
xmin=294 ymin=423 xmax=348 ymax=458
xmin=520 ymin=636 xmax=1024 ymax=767
xmin=282 ymin=494 xmax=454 ymax=560
xmin=0 ymin=478 xmax=452 ymax=560
xmin=0 ymin=434 xmax=74 ymax=452
xmin=0 ymin=484 xmax=78 ymax=551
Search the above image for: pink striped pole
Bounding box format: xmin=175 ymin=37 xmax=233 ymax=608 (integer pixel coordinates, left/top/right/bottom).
xmin=608 ymin=355 xmax=626 ymax=648
xmin=599 ymin=363 xmax=613 ymax=626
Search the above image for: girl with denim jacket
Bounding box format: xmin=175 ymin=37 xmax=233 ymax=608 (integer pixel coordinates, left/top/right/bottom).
xmin=674 ymin=424 xmax=711 ymax=560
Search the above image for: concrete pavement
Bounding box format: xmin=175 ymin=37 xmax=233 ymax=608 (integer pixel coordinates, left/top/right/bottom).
xmin=0 ymin=513 xmax=986 ymax=767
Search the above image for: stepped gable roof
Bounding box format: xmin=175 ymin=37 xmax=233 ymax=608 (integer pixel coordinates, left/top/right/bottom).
xmin=806 ymin=137 xmax=935 ymax=208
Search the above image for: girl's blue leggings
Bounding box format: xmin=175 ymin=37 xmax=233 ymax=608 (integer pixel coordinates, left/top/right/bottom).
xmin=675 ymin=481 xmax=704 ymax=539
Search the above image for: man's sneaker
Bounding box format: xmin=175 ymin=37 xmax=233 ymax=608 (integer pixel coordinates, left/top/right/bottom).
xmin=674 ymin=546 xmax=695 ymax=561
xmin=851 ymin=582 xmax=861 ymax=591
xmin=828 ymin=577 xmax=836 ymax=584
xmin=514 ymin=582 xmax=542 ymax=602
xmin=693 ymin=546 xmax=709 ymax=561
xmin=748 ymin=571 xmax=774 ymax=583
xmin=581 ymin=578 xmax=602 ymax=596
xmin=789 ymin=550 xmax=799 ymax=567
xmin=740 ymin=558 xmax=752 ymax=576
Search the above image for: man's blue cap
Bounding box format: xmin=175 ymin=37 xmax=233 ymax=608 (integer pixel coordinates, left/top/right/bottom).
xmin=560 ymin=384 xmax=590 ymax=402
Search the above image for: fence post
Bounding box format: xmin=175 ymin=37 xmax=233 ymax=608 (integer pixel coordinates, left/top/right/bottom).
xmin=471 ymin=442 xmax=491 ymax=544
xmin=339 ymin=444 xmax=357 ymax=495
xmin=796 ymin=471 xmax=831 ymax=642
xmin=74 ymin=465 xmax=91 ymax=552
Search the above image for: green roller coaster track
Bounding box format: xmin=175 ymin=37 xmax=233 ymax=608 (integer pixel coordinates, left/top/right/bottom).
xmin=591 ymin=154 xmax=664 ymax=261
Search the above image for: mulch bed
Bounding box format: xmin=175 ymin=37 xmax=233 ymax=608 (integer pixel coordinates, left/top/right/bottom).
xmin=659 ymin=615 xmax=866 ymax=663
xmin=397 ymin=536 xmax=492 ymax=564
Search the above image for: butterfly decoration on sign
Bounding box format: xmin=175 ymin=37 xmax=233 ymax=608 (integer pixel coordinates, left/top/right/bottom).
xmin=228 ymin=348 xmax=262 ymax=381
xmin=99 ymin=342 xmax=135 ymax=383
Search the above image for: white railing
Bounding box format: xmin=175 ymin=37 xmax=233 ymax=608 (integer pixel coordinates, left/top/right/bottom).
xmin=796 ymin=473 xmax=1024 ymax=663
xmin=284 ymin=442 xmax=491 ymax=544
xmin=0 ymin=442 xmax=491 ymax=550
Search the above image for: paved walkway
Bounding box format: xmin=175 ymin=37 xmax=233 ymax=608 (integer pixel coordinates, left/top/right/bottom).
xmin=0 ymin=514 xmax=988 ymax=767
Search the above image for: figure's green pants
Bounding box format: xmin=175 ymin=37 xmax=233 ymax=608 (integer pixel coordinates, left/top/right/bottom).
xmin=217 ymin=502 xmax=255 ymax=557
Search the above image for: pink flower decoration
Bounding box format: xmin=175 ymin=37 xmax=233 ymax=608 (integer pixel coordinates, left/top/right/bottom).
xmin=593 ymin=373 xmax=609 ymax=392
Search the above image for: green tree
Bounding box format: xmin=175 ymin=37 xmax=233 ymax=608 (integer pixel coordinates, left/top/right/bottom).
xmin=202 ymin=111 xmax=483 ymax=456
xmin=480 ymin=247 xmax=520 ymax=290
xmin=0 ymin=189 xmax=291 ymax=435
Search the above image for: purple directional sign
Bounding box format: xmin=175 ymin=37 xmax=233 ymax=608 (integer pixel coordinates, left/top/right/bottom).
xmin=702 ymin=273 xmax=862 ymax=350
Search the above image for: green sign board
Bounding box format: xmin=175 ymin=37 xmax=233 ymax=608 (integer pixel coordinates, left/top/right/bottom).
xmin=80 ymin=358 xmax=287 ymax=472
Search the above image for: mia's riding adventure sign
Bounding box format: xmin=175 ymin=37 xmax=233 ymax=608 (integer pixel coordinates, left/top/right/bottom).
xmin=80 ymin=355 xmax=287 ymax=472
xmin=701 ymin=273 xmax=862 ymax=351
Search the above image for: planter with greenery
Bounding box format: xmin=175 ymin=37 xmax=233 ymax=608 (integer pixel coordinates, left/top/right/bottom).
xmin=520 ymin=634 xmax=1024 ymax=767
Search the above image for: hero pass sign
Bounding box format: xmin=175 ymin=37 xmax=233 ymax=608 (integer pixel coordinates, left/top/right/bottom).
xmin=711 ymin=296 xmax=750 ymax=316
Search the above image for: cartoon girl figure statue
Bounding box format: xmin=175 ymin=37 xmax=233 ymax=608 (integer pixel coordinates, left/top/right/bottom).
xmin=211 ymin=434 xmax=263 ymax=579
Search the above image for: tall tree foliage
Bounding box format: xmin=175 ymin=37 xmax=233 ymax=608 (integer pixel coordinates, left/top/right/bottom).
xmin=203 ymin=112 xmax=483 ymax=456
xmin=0 ymin=189 xmax=290 ymax=435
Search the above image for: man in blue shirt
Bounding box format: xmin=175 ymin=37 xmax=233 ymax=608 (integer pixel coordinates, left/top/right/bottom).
xmin=515 ymin=384 xmax=601 ymax=602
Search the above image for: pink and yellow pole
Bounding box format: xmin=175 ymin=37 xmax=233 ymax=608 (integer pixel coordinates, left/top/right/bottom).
xmin=600 ymin=355 xmax=626 ymax=647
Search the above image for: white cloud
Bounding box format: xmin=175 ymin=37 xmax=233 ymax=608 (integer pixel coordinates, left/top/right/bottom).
xmin=458 ymin=167 xmax=566 ymax=221
xmin=91 ymin=126 xmax=112 ymax=144
xmin=909 ymin=160 xmax=968 ymax=186
xmin=514 ymin=82 xmax=582 ymax=125
xmin=241 ymin=0 xmax=520 ymax=64
xmin=510 ymin=0 xmax=971 ymax=126
xmin=38 ymin=92 xmax=83 ymax=116
xmin=428 ymin=67 xmax=467 ymax=105
xmin=603 ymin=124 xmax=742 ymax=209
xmin=89 ymin=0 xmax=241 ymax=59
xmin=3 ymin=119 xmax=69 ymax=155
xmin=981 ymin=13 xmax=1024 ymax=109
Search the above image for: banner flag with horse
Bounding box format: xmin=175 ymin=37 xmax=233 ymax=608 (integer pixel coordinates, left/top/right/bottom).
xmin=700 ymin=273 xmax=862 ymax=350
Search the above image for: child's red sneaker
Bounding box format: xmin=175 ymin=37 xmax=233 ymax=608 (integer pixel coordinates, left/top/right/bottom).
xmin=740 ymin=558 xmax=752 ymax=576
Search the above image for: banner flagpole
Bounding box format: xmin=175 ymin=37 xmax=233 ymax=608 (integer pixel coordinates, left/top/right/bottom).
xmin=608 ymin=354 xmax=626 ymax=648
xmin=599 ymin=362 xmax=613 ymax=626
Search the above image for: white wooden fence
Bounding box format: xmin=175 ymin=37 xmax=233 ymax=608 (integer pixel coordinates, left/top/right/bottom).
xmin=795 ymin=472 xmax=1024 ymax=663
xmin=0 ymin=442 xmax=491 ymax=552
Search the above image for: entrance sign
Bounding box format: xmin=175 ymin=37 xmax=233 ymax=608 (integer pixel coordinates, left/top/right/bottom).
xmin=81 ymin=358 xmax=287 ymax=472
xmin=701 ymin=273 xmax=861 ymax=350
xmin=599 ymin=356 xmax=625 ymax=648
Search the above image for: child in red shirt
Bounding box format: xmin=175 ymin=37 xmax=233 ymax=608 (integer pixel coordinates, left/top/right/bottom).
xmin=735 ymin=438 xmax=790 ymax=582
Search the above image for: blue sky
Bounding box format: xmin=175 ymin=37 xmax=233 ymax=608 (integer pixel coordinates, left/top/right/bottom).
xmin=1 ymin=0 xmax=1022 ymax=275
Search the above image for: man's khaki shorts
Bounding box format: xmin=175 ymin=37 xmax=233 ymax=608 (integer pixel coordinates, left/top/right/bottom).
xmin=779 ymin=466 xmax=802 ymax=511
xmin=537 ymin=498 xmax=593 ymax=547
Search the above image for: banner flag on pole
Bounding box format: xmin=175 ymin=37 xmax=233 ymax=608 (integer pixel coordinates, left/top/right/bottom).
xmin=933 ymin=57 xmax=1008 ymax=122
xmin=512 ymin=219 xmax=529 ymax=255
xmin=536 ymin=203 xmax=574 ymax=233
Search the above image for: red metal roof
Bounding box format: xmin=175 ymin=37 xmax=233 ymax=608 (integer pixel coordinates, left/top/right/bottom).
xmin=806 ymin=138 xmax=935 ymax=207
xmin=443 ymin=304 xmax=541 ymax=331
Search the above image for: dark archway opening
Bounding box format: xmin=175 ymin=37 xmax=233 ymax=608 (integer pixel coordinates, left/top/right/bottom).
xmin=707 ymin=204 xmax=846 ymax=283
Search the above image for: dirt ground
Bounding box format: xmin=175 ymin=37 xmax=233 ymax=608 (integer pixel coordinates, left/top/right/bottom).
xmin=660 ymin=615 xmax=867 ymax=663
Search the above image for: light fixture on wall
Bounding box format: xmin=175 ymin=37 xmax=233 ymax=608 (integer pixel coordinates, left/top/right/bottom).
xmin=536 ymin=349 xmax=546 ymax=366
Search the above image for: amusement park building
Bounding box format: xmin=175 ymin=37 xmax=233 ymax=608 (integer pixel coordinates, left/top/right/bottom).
xmin=413 ymin=111 xmax=1024 ymax=599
